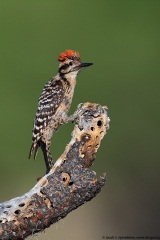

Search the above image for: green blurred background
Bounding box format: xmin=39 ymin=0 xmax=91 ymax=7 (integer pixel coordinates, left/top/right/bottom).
xmin=0 ymin=0 xmax=160 ymax=239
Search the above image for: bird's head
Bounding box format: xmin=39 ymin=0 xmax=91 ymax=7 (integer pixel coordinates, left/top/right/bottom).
xmin=58 ymin=50 xmax=93 ymax=77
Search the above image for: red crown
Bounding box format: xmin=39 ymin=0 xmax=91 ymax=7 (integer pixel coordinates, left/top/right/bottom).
xmin=58 ymin=50 xmax=80 ymax=61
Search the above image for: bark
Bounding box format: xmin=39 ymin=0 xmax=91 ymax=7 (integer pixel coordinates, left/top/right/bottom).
xmin=0 ymin=102 xmax=110 ymax=240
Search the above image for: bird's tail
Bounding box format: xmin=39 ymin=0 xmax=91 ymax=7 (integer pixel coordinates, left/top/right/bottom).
xmin=29 ymin=140 xmax=53 ymax=174
xmin=28 ymin=142 xmax=40 ymax=160
xmin=39 ymin=141 xmax=53 ymax=174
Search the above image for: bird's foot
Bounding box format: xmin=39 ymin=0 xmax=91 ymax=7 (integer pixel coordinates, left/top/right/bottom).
xmin=68 ymin=103 xmax=90 ymax=123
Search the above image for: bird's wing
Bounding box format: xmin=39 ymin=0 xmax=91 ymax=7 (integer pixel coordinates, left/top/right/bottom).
xmin=32 ymin=78 xmax=65 ymax=143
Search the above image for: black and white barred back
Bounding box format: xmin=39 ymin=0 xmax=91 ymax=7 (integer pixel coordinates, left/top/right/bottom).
xmin=29 ymin=77 xmax=65 ymax=169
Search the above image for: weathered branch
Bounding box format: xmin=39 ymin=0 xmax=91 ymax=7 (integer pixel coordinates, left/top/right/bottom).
xmin=0 ymin=102 xmax=110 ymax=240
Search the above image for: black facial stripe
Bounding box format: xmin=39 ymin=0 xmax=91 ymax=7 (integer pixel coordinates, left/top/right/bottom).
xmin=59 ymin=63 xmax=69 ymax=73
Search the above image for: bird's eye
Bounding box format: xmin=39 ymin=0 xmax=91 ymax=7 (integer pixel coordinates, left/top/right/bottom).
xmin=69 ymin=62 xmax=73 ymax=66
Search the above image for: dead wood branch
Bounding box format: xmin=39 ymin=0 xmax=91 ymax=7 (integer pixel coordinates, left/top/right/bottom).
xmin=0 ymin=102 xmax=110 ymax=240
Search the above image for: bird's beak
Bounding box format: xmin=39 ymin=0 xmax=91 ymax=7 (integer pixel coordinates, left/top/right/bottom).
xmin=74 ymin=62 xmax=93 ymax=72
xmin=79 ymin=62 xmax=93 ymax=68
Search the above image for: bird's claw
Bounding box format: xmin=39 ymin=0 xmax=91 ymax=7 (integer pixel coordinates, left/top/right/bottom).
xmin=68 ymin=103 xmax=90 ymax=123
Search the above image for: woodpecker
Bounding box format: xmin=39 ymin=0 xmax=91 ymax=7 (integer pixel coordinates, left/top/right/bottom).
xmin=29 ymin=49 xmax=93 ymax=174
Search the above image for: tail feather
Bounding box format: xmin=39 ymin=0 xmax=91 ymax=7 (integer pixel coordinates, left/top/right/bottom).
xmin=29 ymin=143 xmax=34 ymax=159
xmin=29 ymin=142 xmax=40 ymax=160
xmin=39 ymin=141 xmax=53 ymax=174
xmin=33 ymin=143 xmax=40 ymax=160
xmin=29 ymin=140 xmax=53 ymax=174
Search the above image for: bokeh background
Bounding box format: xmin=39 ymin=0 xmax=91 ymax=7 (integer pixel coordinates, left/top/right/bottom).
xmin=0 ymin=0 xmax=160 ymax=239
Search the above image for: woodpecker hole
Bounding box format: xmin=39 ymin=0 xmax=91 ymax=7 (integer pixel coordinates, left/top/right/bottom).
xmin=5 ymin=205 xmax=11 ymax=208
xmin=40 ymin=190 xmax=47 ymax=201
xmin=44 ymin=197 xmax=53 ymax=208
xmin=19 ymin=203 xmax=25 ymax=207
xmin=14 ymin=209 xmax=21 ymax=215
xmin=97 ymin=120 xmax=102 ymax=127
xmin=61 ymin=172 xmax=71 ymax=186
xmin=3 ymin=211 xmax=8 ymax=215
xmin=40 ymin=190 xmax=44 ymax=196
xmin=69 ymin=181 xmax=73 ymax=186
